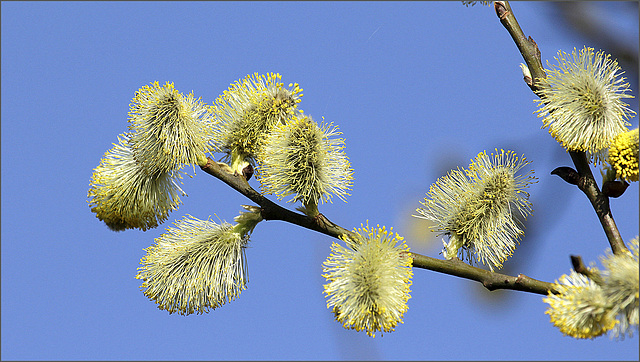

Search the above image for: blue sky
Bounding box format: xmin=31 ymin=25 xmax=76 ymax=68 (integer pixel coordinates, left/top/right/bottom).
xmin=2 ymin=1 xmax=638 ymax=360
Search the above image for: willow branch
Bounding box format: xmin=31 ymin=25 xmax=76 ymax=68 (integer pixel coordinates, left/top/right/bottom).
xmin=200 ymin=157 xmax=559 ymax=296
xmin=568 ymin=152 xmax=627 ymax=254
xmin=495 ymin=1 xmax=628 ymax=255
xmin=494 ymin=1 xmax=545 ymax=93
xmin=411 ymin=253 xmax=558 ymax=295
xmin=570 ymin=254 xmax=605 ymax=286
xmin=199 ymin=157 xmax=359 ymax=240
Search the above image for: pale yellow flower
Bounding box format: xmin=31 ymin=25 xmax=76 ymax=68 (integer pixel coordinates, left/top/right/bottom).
xmin=535 ymin=47 xmax=635 ymax=164
xmin=544 ymin=237 xmax=639 ymax=340
xmin=414 ymin=149 xmax=536 ymax=270
xmin=136 ymin=214 xmax=256 ymax=315
xmin=600 ymin=236 xmax=639 ymax=338
xmin=88 ymin=133 xmax=184 ymax=231
xmin=210 ymin=73 xmax=303 ymax=173
xmin=128 ymin=81 xmax=213 ymax=173
xmin=543 ymin=270 xmax=617 ymax=339
xmin=257 ymin=114 xmax=353 ymax=216
xmin=322 ymin=223 xmax=413 ymax=337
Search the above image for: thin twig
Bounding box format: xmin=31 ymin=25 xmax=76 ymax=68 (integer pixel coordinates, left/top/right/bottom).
xmin=569 ymin=152 xmax=627 ymax=254
xmin=200 ymin=157 xmax=559 ymax=295
xmin=494 ymin=1 xmax=544 ymax=94
xmin=496 ymin=1 xmax=628 ymax=255
xmin=570 ymin=255 xmax=605 ymax=286
xmin=199 ymin=157 xmax=359 ymax=240
xmin=411 ymin=253 xmax=559 ymax=295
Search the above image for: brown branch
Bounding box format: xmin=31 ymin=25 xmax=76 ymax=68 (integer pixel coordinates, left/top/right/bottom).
xmin=496 ymin=1 xmax=628 ymax=255
xmin=411 ymin=253 xmax=559 ymax=295
xmin=494 ymin=1 xmax=545 ymax=94
xmin=570 ymin=254 xmax=604 ymax=286
xmin=200 ymin=156 xmax=559 ymax=296
xmin=568 ymin=152 xmax=627 ymax=254
xmin=199 ymin=157 xmax=359 ymax=241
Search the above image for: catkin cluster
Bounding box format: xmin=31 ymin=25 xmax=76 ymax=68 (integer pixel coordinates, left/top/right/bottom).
xmin=88 ymin=73 xmax=361 ymax=319
xmin=88 ymin=40 xmax=638 ymax=340
xmin=88 ymin=81 xmax=213 ymax=231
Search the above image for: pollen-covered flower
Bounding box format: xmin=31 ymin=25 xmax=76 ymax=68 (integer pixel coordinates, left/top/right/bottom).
xmin=257 ymin=114 xmax=353 ymax=216
xmin=88 ymin=133 xmax=185 ymax=231
xmin=600 ymin=236 xmax=639 ymax=338
xmin=136 ymin=213 xmax=256 ymax=315
xmin=210 ymin=73 xmax=303 ymax=173
xmin=608 ymin=128 xmax=639 ymax=182
xmin=128 ymin=81 xmax=213 ymax=173
xmin=543 ymin=270 xmax=617 ymax=339
xmin=535 ymin=47 xmax=635 ymax=164
xmin=414 ymin=149 xmax=536 ymax=271
xmin=322 ymin=223 xmax=413 ymax=338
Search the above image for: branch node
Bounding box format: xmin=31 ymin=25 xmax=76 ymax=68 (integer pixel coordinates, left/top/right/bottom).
xmin=528 ymin=35 xmax=541 ymax=62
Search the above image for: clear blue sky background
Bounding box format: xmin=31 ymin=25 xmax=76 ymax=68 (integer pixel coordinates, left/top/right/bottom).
xmin=2 ymin=1 xmax=638 ymax=360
